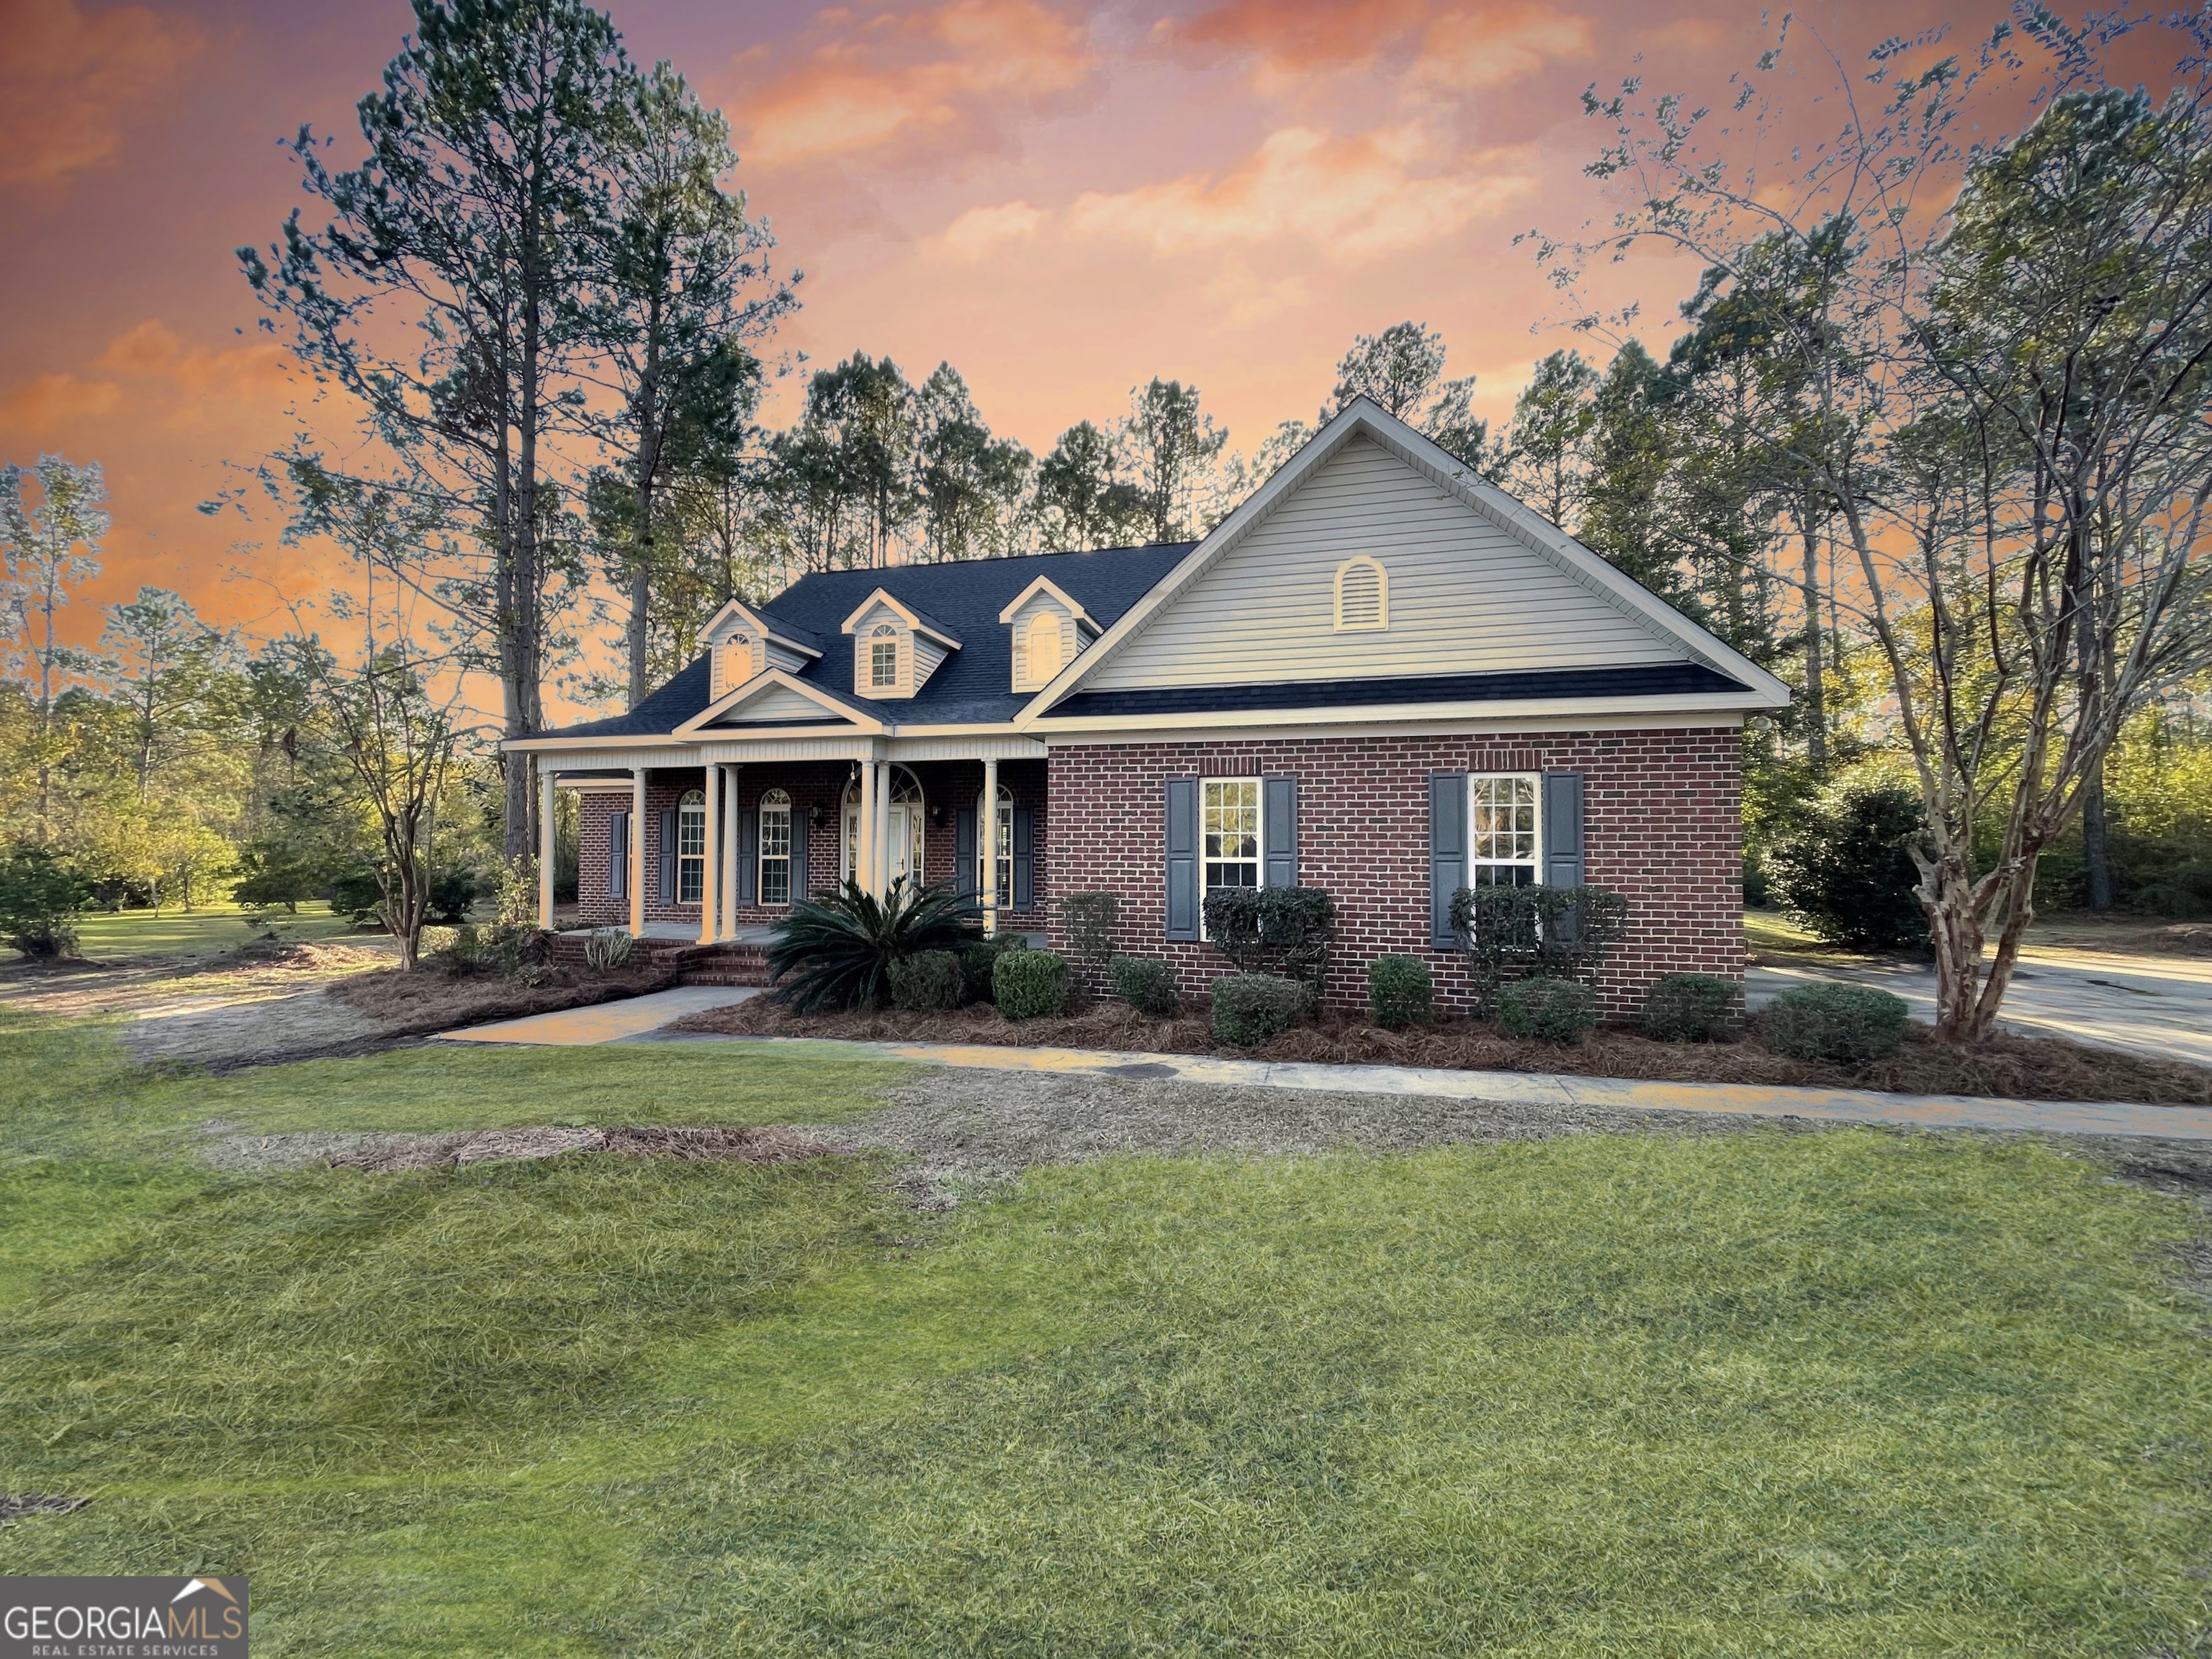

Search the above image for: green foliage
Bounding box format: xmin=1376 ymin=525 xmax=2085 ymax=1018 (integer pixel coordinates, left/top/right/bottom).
xmin=1058 ymin=891 xmax=1120 ymax=994
xmin=0 ymin=842 xmax=88 ymax=959
xmin=889 ymin=950 xmax=965 ymax=1012
xmin=1110 ymin=954 xmax=1179 ymax=1017
xmin=328 ymin=866 xmax=385 ymax=926
xmin=1498 ymin=976 xmax=1599 ymax=1043
xmin=1200 ymin=885 xmax=1336 ymax=988
xmin=768 ymin=876 xmax=982 ymax=1014
xmin=959 ymin=933 xmax=1026 ymax=1005
xmin=1367 ymin=953 xmax=1434 ymax=1030
xmin=428 ymin=865 xmax=478 ymax=925
xmin=1449 ymin=884 xmax=1630 ymax=1012
xmin=583 ymin=927 xmax=634 ymax=972
xmin=994 ymin=948 xmax=1070 ymax=1021
xmin=1763 ymin=984 xmax=1912 ymax=1065
xmin=1641 ymin=974 xmax=1742 ymax=1042
xmin=1210 ymin=972 xmax=1314 ymax=1048
xmin=1771 ymin=781 xmax=1928 ymax=950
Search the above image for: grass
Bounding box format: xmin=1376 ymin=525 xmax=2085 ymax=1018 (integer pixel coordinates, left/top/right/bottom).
xmin=70 ymin=899 xmax=361 ymax=961
xmin=1 ymin=1015 xmax=2209 ymax=1655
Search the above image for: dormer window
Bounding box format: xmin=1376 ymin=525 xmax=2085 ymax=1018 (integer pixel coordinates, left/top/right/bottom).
xmin=1026 ymin=611 xmax=1065 ymax=682
xmin=871 ymin=626 xmax=899 ymax=688
xmin=1334 ymin=555 xmax=1388 ymax=631
xmin=843 ymin=588 xmax=961 ymax=701
xmin=1000 ymin=575 xmax=1097 ymax=693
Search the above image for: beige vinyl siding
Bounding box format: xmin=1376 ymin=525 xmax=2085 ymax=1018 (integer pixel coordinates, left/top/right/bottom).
xmin=1084 ymin=434 xmax=1684 ymax=691
xmin=709 ymin=682 xmax=848 ymax=725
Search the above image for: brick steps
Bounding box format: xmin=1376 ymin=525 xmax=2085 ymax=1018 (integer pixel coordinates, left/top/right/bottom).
xmin=549 ymin=932 xmax=770 ymax=987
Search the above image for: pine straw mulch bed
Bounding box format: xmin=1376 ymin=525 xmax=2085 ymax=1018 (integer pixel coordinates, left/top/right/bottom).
xmin=668 ymin=996 xmax=2212 ymax=1108
xmin=327 ymin=963 xmax=678 ymax=1038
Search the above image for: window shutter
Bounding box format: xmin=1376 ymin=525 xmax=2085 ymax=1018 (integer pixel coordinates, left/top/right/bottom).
xmin=658 ymin=808 xmax=678 ymax=907
xmin=1543 ymin=772 xmax=1586 ymax=888
xmin=736 ymin=811 xmax=757 ymax=906
xmin=1263 ymin=776 xmax=1298 ymax=887
xmin=1012 ymin=806 xmax=1035 ymax=911
xmin=1429 ymin=773 xmax=1467 ymax=949
xmin=790 ymin=806 xmax=809 ymax=900
xmin=609 ymin=811 xmax=628 ymax=900
xmin=1164 ymin=777 xmax=1199 ymax=941
xmin=954 ymin=806 xmax=977 ymax=899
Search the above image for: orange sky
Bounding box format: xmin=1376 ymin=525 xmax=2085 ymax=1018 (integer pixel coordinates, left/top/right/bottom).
xmin=0 ymin=0 xmax=2051 ymax=711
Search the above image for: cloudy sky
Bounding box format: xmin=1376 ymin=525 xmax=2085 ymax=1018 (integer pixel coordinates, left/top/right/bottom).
xmin=0 ymin=0 xmax=2034 ymax=665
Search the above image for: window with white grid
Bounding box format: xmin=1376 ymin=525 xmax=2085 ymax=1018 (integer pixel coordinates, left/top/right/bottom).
xmin=677 ymin=790 xmax=706 ymax=904
xmin=1469 ymin=774 xmax=1540 ymax=887
xmin=1202 ymin=778 xmax=1262 ymax=894
xmin=757 ymin=790 xmax=792 ymax=906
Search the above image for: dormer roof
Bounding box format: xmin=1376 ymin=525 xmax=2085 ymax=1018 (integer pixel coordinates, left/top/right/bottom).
xmin=701 ymin=597 xmax=822 ymax=658
xmin=840 ymin=589 xmax=963 ymax=649
xmin=997 ymin=576 xmax=1096 ymax=629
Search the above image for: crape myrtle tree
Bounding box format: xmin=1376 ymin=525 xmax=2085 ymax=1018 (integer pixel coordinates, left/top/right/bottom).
xmin=1542 ymin=4 xmax=2212 ymax=1040
xmin=242 ymin=0 xmax=629 ymax=858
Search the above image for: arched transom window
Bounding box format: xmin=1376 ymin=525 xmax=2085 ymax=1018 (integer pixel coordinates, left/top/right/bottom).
xmin=1025 ymin=611 xmax=1065 ymax=682
xmin=1334 ymin=555 xmax=1388 ymax=632
xmin=842 ymin=767 xmax=926 ymax=886
xmin=676 ymin=789 xmax=706 ymax=904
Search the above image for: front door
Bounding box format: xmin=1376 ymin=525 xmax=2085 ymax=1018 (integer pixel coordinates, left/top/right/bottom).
xmin=888 ymin=804 xmax=914 ymax=884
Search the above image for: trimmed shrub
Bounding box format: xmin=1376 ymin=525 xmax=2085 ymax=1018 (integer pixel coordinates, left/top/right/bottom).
xmin=1367 ymin=953 xmax=1433 ymax=1030
xmin=1449 ymin=883 xmax=1630 ymax=1014
xmin=960 ymin=934 xmax=1027 ymax=1004
xmin=1210 ymin=973 xmax=1314 ymax=1048
xmin=1201 ymin=886 xmax=1336 ymax=988
xmin=583 ymin=928 xmax=634 ymax=972
xmin=1769 ymin=781 xmax=1929 ymax=950
xmin=1762 ymin=984 xmax=1910 ymax=1064
xmin=766 ymin=876 xmax=982 ymax=1013
xmin=1110 ymin=954 xmax=1179 ymax=1017
xmin=1498 ymin=976 xmax=1598 ymax=1043
xmin=995 ymin=948 xmax=1070 ymax=1021
xmin=1642 ymin=974 xmax=1742 ymax=1042
xmin=1060 ymin=892 xmax=1121 ymax=994
xmin=889 ymin=949 xmax=965 ymax=1011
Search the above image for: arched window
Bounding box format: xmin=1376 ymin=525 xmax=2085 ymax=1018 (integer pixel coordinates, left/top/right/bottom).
xmin=1025 ymin=611 xmax=1064 ymax=681
xmin=1334 ymin=555 xmax=1388 ymax=631
xmin=757 ymin=789 xmax=793 ymax=906
xmin=870 ymin=623 xmax=901 ymax=688
xmin=676 ymin=789 xmax=706 ymax=904
xmin=841 ymin=768 xmax=926 ymax=886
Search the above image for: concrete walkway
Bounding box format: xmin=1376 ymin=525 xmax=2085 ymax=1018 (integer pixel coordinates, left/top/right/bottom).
xmin=437 ymin=985 xmax=761 ymax=1046
xmin=1747 ymin=946 xmax=2212 ymax=1069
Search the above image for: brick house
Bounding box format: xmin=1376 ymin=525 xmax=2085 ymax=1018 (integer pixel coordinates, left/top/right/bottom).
xmin=508 ymin=397 xmax=1789 ymax=1012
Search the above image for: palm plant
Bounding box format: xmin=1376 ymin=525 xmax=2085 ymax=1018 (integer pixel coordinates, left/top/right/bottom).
xmin=766 ymin=876 xmax=983 ymax=1013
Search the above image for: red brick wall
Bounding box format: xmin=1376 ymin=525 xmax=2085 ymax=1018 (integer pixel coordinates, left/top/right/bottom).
xmin=571 ymin=759 xmax=1050 ymax=930
xmin=1042 ymin=728 xmax=1744 ymax=1017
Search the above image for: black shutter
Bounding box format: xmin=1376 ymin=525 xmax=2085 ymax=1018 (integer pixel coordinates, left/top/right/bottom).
xmin=791 ymin=806 xmax=809 ymax=900
xmin=1164 ymin=777 xmax=1199 ymax=941
xmin=658 ymin=808 xmax=678 ymax=907
xmin=1012 ymin=806 xmax=1035 ymax=911
xmin=1543 ymin=772 xmax=1586 ymax=888
xmin=1263 ymin=776 xmax=1298 ymax=888
xmin=1429 ymin=773 xmax=1467 ymax=948
xmin=609 ymin=811 xmax=628 ymax=899
xmin=736 ymin=810 xmax=757 ymax=906
xmin=954 ymin=806 xmax=977 ymax=899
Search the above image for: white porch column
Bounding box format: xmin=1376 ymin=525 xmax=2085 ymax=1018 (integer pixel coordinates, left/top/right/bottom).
xmin=873 ymin=760 xmax=892 ymax=896
xmin=981 ymin=756 xmax=999 ymax=938
xmin=856 ymin=759 xmax=878 ymax=897
xmin=629 ymin=765 xmax=647 ymax=937
xmin=537 ymin=762 xmax=557 ymax=930
xmin=718 ymin=765 xmax=740 ymax=939
xmin=698 ymin=760 xmax=721 ymax=945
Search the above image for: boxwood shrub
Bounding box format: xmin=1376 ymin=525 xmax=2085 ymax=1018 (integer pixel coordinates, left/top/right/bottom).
xmin=889 ymin=949 xmax=964 ymax=1011
xmin=1761 ymin=984 xmax=1910 ymax=1064
xmin=1111 ymin=954 xmax=1179 ymax=1017
xmin=1210 ymin=973 xmax=1314 ymax=1048
xmin=1498 ymin=976 xmax=1598 ymax=1043
xmin=1367 ymin=953 xmax=1433 ymax=1030
xmin=960 ymin=934 xmax=1025 ymax=1004
xmin=1641 ymin=973 xmax=1742 ymax=1042
xmin=994 ymin=948 xmax=1070 ymax=1021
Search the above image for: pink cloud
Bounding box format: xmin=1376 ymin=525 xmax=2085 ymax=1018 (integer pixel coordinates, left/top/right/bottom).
xmin=0 ymin=0 xmax=204 ymax=186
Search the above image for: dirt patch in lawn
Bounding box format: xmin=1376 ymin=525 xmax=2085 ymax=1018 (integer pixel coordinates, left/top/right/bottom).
xmin=0 ymin=1494 xmax=86 ymax=1527
xmin=207 ymin=1122 xmax=829 ymax=1174
xmin=327 ymin=963 xmax=677 ymax=1038
xmin=670 ymin=995 xmax=2212 ymax=1107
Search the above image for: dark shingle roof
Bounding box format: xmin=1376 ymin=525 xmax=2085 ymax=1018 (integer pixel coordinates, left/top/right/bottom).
xmin=536 ymin=543 xmax=1195 ymax=739
xmin=1046 ymin=662 xmax=1750 ymax=719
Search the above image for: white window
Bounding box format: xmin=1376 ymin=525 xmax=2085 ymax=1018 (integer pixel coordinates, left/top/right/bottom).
xmin=758 ymin=789 xmax=792 ymax=906
xmin=870 ymin=625 xmax=899 ymax=688
xmin=1202 ymin=778 xmax=1262 ymax=896
xmin=677 ymin=789 xmax=706 ymax=904
xmin=1025 ymin=611 xmax=1064 ymax=681
xmin=978 ymin=783 xmax=1014 ymax=904
xmin=1334 ymin=555 xmax=1388 ymax=631
xmin=1469 ymin=774 xmax=1541 ymax=886
xmin=840 ymin=768 xmax=925 ymax=886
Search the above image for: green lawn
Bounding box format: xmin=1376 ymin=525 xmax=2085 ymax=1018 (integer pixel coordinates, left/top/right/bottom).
xmin=2 ymin=1013 xmax=2208 ymax=1655
xmin=71 ymin=899 xmax=363 ymax=961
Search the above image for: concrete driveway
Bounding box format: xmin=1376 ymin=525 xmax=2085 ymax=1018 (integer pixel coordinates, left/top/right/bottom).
xmin=1747 ymin=947 xmax=2212 ymax=1068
